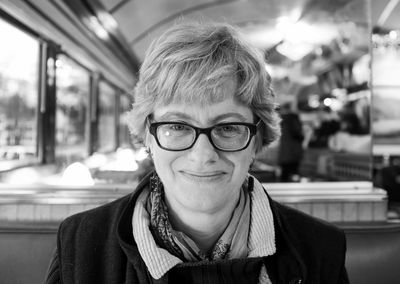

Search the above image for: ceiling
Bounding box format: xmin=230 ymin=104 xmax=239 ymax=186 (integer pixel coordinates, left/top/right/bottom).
xmin=67 ymin=0 xmax=400 ymax=94
xmin=371 ymin=0 xmax=400 ymax=31
xmin=99 ymin=0 xmax=371 ymax=61
xmin=95 ymin=0 xmax=372 ymax=92
xmin=1 ymin=0 xmax=399 ymax=90
xmin=97 ymin=0 xmax=400 ymax=61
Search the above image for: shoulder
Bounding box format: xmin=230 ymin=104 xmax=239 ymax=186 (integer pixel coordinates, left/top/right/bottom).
xmin=58 ymin=193 xmax=132 ymax=241
xmin=59 ymin=171 xmax=153 ymax=237
xmin=271 ymin=199 xmax=347 ymax=283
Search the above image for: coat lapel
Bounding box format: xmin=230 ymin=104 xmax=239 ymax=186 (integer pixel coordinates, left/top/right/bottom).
xmin=263 ymin=189 xmax=307 ymax=284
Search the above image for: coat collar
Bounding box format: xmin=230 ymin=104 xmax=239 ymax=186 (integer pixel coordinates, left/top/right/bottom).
xmin=266 ymin=192 xmax=307 ymax=283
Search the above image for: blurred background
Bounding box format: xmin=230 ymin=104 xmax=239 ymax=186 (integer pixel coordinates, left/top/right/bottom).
xmin=1 ymin=1 xmax=400 ymax=283
xmin=1 ymin=0 xmax=398 ymax=192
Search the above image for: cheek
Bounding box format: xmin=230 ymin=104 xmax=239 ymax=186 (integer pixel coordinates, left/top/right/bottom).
xmin=239 ymin=140 xmax=256 ymax=165
xmin=152 ymin=148 xmax=174 ymax=168
xmin=150 ymin=140 xmax=181 ymax=176
xmin=152 ymin=152 xmax=178 ymax=187
xmin=235 ymin=153 xmax=253 ymax=171
xmin=241 ymin=142 xmax=256 ymax=169
xmin=225 ymin=147 xmax=255 ymax=174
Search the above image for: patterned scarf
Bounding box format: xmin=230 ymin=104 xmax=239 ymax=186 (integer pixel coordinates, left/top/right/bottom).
xmin=145 ymin=172 xmax=251 ymax=261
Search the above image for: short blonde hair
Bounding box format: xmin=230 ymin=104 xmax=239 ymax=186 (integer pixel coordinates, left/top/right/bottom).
xmin=126 ymin=21 xmax=281 ymax=152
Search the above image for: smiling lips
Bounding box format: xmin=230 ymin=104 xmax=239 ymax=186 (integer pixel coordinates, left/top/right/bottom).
xmin=179 ymin=171 xmax=226 ymax=182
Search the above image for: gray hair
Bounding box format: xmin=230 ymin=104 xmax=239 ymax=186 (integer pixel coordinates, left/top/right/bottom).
xmin=126 ymin=21 xmax=281 ymax=152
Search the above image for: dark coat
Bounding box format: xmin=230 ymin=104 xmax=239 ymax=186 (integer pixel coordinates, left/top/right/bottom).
xmin=45 ymin=172 xmax=349 ymax=284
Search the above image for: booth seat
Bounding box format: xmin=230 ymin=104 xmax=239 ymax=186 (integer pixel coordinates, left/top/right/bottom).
xmin=266 ymin=181 xmax=387 ymax=223
xmin=1 ymin=220 xmax=400 ymax=284
xmin=344 ymin=222 xmax=400 ymax=284
xmin=0 ymin=222 xmax=57 ymax=284
xmin=0 ymin=181 xmax=387 ymax=224
xmin=0 ymin=183 xmax=134 ymax=222
xmin=0 ymin=184 xmax=134 ymax=283
xmin=0 ymin=181 xmax=396 ymax=284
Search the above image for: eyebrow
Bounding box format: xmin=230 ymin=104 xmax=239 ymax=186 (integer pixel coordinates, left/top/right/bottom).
xmin=156 ymin=112 xmax=192 ymax=121
xmin=211 ymin=113 xmax=249 ymax=123
xmin=156 ymin=111 xmax=249 ymax=124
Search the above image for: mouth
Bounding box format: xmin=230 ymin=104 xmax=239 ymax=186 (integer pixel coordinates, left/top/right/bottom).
xmin=179 ymin=171 xmax=227 ymax=182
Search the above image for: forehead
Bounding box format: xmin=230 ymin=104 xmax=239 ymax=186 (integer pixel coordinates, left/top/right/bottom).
xmin=157 ymin=74 xmax=240 ymax=107
xmin=153 ymin=96 xmax=254 ymax=124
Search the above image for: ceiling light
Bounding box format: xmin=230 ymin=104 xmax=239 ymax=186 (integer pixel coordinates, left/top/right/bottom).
xmin=389 ymin=30 xmax=398 ymax=40
xmin=97 ymin=11 xmax=118 ymax=31
xmin=285 ymin=22 xmax=337 ymax=45
xmin=85 ymin=16 xmax=109 ymax=40
xmin=308 ymin=95 xmax=320 ymax=108
xmin=276 ymin=41 xmax=313 ymax=61
xmin=323 ymin=98 xmax=332 ymax=107
xmin=242 ymin=27 xmax=283 ymax=49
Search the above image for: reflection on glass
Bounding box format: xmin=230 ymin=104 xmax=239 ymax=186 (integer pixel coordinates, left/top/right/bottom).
xmin=55 ymin=54 xmax=89 ymax=162
xmin=372 ymin=31 xmax=400 ymax=208
xmin=372 ymin=33 xmax=400 ymax=145
xmin=246 ymin=0 xmax=372 ymax=182
xmin=119 ymin=94 xmax=132 ymax=148
xmin=0 ymin=18 xmax=39 ymax=165
xmin=98 ymin=81 xmax=116 ymax=152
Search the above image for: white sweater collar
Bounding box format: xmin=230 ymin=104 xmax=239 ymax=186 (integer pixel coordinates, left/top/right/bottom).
xmin=132 ymin=176 xmax=276 ymax=279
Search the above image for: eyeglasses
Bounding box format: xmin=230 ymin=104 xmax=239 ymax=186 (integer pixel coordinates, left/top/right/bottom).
xmin=149 ymin=121 xmax=259 ymax=152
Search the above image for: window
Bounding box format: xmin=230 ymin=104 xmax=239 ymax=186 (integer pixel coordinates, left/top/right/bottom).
xmin=0 ymin=18 xmax=39 ymax=168
xmin=98 ymin=81 xmax=116 ymax=152
xmin=55 ymin=54 xmax=90 ymax=162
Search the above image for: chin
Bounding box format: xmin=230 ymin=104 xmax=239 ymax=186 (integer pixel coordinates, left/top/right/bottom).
xmin=180 ymin=182 xmax=232 ymax=204
xmin=182 ymin=197 xmax=225 ymax=213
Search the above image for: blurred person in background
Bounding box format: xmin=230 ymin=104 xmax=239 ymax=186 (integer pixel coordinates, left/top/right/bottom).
xmin=277 ymin=103 xmax=304 ymax=182
xmin=328 ymin=106 xmax=370 ymax=153
xmin=45 ymin=22 xmax=348 ymax=284
xmin=309 ymin=106 xmax=340 ymax=148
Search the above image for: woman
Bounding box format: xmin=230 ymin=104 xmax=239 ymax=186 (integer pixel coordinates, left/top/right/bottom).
xmin=46 ymin=22 xmax=348 ymax=283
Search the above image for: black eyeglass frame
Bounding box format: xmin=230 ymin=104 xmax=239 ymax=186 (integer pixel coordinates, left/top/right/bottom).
xmin=149 ymin=121 xmax=260 ymax=152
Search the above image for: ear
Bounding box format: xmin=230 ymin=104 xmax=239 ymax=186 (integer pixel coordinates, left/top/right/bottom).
xmin=143 ymin=125 xmax=151 ymax=146
xmin=143 ymin=131 xmax=155 ymax=160
xmin=144 ymin=129 xmax=155 ymax=153
xmin=144 ymin=132 xmax=150 ymax=147
xmin=251 ymin=136 xmax=258 ymax=157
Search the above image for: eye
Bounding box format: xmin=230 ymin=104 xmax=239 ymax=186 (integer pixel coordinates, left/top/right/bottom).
xmin=160 ymin=123 xmax=193 ymax=137
xmin=221 ymin=125 xmax=239 ymax=132
xmin=168 ymin=124 xmax=192 ymax=132
xmin=213 ymin=124 xmax=243 ymax=138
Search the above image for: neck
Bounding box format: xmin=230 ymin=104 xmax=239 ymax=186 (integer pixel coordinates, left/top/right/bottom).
xmin=167 ymin=195 xmax=239 ymax=254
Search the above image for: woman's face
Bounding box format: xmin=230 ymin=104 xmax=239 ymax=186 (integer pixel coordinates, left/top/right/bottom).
xmin=148 ymin=95 xmax=256 ymax=215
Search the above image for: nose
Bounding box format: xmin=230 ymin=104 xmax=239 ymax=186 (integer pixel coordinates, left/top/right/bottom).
xmin=187 ymin=133 xmax=219 ymax=164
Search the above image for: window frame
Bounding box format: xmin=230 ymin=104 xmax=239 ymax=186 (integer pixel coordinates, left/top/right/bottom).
xmin=0 ymin=12 xmax=43 ymax=171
